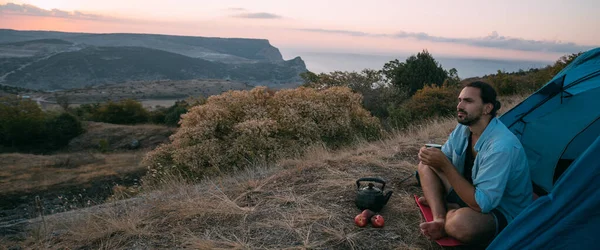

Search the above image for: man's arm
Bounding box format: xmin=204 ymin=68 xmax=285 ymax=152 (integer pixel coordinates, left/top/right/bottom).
xmin=442 ymin=149 xmax=514 ymax=213
xmin=419 ymin=147 xmax=480 ymax=211
xmin=440 ymin=162 xmax=481 ymax=211
xmin=421 ymin=147 xmax=513 ymax=212
xmin=470 ymin=149 xmax=513 ymax=213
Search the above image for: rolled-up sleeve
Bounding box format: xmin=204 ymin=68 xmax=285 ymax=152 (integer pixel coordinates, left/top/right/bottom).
xmin=473 ymin=148 xmax=513 ymax=213
xmin=442 ymin=125 xmax=460 ymax=160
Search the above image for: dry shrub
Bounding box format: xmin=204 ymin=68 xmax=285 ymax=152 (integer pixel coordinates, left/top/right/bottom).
xmin=143 ymin=86 xmax=382 ymax=185
xmin=389 ymin=84 xmax=459 ymax=129
xmin=405 ymin=84 xmax=459 ymax=119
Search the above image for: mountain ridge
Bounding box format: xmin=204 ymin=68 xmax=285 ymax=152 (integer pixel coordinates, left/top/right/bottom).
xmin=0 ymin=29 xmax=285 ymax=62
xmin=0 ymin=29 xmax=307 ymax=90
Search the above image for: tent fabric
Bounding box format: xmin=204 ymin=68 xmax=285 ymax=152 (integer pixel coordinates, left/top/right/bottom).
xmin=499 ymin=47 xmax=600 ymax=193
xmin=487 ymin=136 xmax=600 ymax=249
xmin=488 ymin=47 xmax=600 ymax=248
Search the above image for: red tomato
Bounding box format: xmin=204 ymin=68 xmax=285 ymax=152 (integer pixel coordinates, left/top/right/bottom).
xmin=354 ymin=214 xmax=368 ymax=227
xmin=371 ymin=214 xmax=384 ymax=228
xmin=361 ymin=209 xmax=375 ymax=220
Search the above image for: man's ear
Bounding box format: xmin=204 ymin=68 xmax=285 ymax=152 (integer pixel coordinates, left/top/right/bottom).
xmin=485 ymin=103 xmax=493 ymax=115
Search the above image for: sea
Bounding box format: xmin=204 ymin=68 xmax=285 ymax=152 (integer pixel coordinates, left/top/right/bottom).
xmin=281 ymin=51 xmax=554 ymax=79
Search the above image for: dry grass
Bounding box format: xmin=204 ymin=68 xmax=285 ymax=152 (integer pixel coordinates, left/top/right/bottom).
xmin=12 ymin=119 xmax=454 ymax=249
xmin=67 ymin=121 xmax=175 ymax=153
xmin=0 ymin=152 xmax=146 ymax=195
xmin=8 ymin=95 xmax=527 ymax=250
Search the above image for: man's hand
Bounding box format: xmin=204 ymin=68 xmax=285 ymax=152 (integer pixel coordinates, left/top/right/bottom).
xmin=418 ymin=147 xmax=451 ymax=171
xmin=419 ymin=146 xmax=481 ymax=211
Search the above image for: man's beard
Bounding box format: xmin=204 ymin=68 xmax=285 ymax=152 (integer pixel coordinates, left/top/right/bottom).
xmin=457 ymin=109 xmax=482 ymax=126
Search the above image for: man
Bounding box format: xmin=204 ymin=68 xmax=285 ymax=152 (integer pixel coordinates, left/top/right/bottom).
xmin=417 ymin=81 xmax=533 ymax=245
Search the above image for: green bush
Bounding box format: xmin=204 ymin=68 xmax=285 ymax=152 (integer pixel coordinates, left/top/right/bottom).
xmin=164 ymin=105 xmax=187 ymax=126
xmin=149 ymin=106 xmax=168 ymax=124
xmin=143 ymin=86 xmax=382 ymax=185
xmin=148 ymin=98 xmax=205 ymax=127
xmin=300 ymin=69 xmax=405 ymax=120
xmin=90 ymin=99 xmax=149 ymax=124
xmin=382 ymin=50 xmax=450 ymax=96
xmin=388 ymin=84 xmax=459 ymax=129
xmin=98 ymin=139 xmax=109 ymax=153
xmin=482 ymin=52 xmax=583 ymax=96
xmin=387 ymin=106 xmax=413 ymax=129
xmin=0 ymin=96 xmax=84 ymax=152
xmin=44 ymin=112 xmax=85 ymax=150
xmin=488 ymin=70 xmax=520 ymax=96
xmin=0 ymin=96 xmax=46 ymax=151
xmin=74 ymin=103 xmax=101 ymax=121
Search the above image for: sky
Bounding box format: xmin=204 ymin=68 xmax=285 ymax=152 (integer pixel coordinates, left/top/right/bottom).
xmin=1 ymin=0 xmax=599 ymax=62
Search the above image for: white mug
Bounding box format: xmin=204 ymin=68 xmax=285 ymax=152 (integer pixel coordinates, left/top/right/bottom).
xmin=425 ymin=143 xmax=443 ymax=149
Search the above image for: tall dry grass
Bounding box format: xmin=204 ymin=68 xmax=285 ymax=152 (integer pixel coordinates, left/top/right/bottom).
xmin=10 ymin=94 xmax=527 ymax=250
xmin=0 ymin=152 xmax=146 ymax=195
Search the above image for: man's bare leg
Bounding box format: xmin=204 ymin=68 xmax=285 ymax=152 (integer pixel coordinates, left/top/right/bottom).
xmin=417 ymin=162 xmax=451 ymax=240
xmin=418 ymin=197 xmax=461 ymax=210
xmin=445 ymin=208 xmax=496 ymax=245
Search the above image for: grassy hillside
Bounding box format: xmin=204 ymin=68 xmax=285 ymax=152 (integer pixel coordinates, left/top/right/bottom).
xmin=0 ymin=122 xmax=175 ymax=195
xmin=2 ymin=95 xmax=525 ymax=249
xmin=0 ymin=122 xmax=175 ymax=238
xmin=0 ymin=57 xmax=35 ymax=76
xmin=3 ymin=46 xmax=306 ymax=90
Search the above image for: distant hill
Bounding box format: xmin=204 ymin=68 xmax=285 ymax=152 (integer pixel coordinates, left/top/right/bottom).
xmin=0 ymin=29 xmax=285 ymax=63
xmin=3 ymin=39 xmax=72 ymax=46
xmin=0 ymin=39 xmax=77 ymax=58
xmin=37 ymin=79 xmax=257 ymax=104
xmin=0 ymin=84 xmax=41 ymax=97
xmin=2 ymin=46 xmax=306 ymax=90
xmin=0 ymin=29 xmax=307 ymax=90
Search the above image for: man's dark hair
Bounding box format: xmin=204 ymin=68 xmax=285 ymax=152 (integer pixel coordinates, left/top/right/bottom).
xmin=465 ymin=81 xmax=502 ymax=117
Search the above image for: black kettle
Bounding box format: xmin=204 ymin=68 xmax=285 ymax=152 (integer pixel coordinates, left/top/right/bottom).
xmin=355 ymin=177 xmax=393 ymax=212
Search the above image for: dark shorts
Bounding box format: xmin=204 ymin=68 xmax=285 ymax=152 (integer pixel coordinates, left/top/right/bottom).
xmin=446 ymin=188 xmax=508 ymax=237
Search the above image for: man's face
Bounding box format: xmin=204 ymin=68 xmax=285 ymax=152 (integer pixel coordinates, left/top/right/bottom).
xmin=456 ymin=87 xmax=485 ymax=126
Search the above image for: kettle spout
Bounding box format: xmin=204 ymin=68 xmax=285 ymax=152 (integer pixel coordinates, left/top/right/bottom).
xmin=383 ymin=190 xmax=393 ymax=205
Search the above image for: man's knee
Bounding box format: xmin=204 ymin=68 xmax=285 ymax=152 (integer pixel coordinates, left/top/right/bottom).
xmin=417 ymin=162 xmax=428 ymax=174
xmin=417 ymin=162 xmax=435 ymax=176
xmin=418 ymin=162 xmax=449 ymax=189
xmin=445 ymin=209 xmax=477 ymax=243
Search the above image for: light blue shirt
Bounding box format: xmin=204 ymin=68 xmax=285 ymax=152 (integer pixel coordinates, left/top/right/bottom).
xmin=441 ymin=117 xmax=533 ymax=222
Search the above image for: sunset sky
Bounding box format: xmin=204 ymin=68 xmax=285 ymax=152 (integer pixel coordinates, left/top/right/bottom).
xmin=1 ymin=0 xmax=599 ymax=62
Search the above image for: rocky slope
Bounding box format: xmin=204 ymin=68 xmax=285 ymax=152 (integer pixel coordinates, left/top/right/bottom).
xmin=0 ymin=29 xmax=307 ymax=90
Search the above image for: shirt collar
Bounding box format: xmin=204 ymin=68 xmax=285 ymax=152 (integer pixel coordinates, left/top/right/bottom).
xmin=462 ymin=117 xmax=499 ymax=153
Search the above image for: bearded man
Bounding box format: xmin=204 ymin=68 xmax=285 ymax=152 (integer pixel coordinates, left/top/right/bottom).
xmin=417 ymin=81 xmax=533 ymax=245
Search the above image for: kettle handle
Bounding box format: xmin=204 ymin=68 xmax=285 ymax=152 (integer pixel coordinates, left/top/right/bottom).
xmin=356 ymin=177 xmax=386 ymax=191
xmin=383 ymin=190 xmax=393 ymax=205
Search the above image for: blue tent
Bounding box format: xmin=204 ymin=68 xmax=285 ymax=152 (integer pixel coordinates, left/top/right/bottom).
xmin=489 ymin=47 xmax=600 ymax=249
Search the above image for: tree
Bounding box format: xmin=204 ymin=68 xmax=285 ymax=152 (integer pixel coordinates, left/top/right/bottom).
xmin=54 ymin=93 xmax=71 ymax=112
xmin=0 ymin=96 xmax=46 ymax=151
xmin=382 ymin=50 xmax=449 ymax=96
xmin=164 ymin=101 xmax=189 ymax=126
xmin=44 ymin=112 xmax=85 ymax=149
xmin=299 ymin=69 xmax=394 ymax=118
xmin=444 ymin=68 xmax=461 ymax=87
xmin=300 ymin=71 xmax=320 ymax=85
xmin=163 ymin=96 xmax=206 ymax=126
xmin=91 ymin=99 xmax=149 ymax=124
xmin=549 ymin=52 xmax=584 ymax=76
